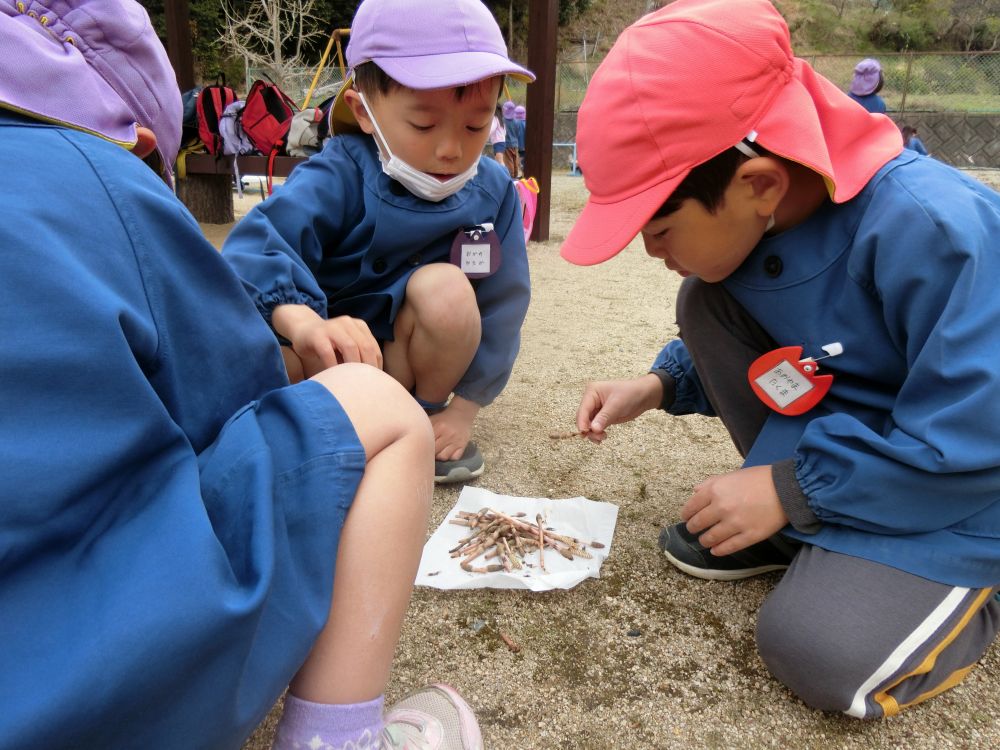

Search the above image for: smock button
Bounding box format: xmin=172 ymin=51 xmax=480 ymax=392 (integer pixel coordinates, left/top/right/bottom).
xmin=372 ymin=258 xmax=387 ymax=273
xmin=408 ymin=254 xmax=421 ymax=267
xmin=763 ymin=255 xmax=783 ymax=277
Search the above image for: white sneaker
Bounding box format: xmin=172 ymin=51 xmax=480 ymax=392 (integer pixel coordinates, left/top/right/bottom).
xmin=380 ymin=684 xmax=483 ymax=750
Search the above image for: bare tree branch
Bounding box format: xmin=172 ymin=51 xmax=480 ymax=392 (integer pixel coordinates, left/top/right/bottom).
xmin=218 ymin=0 xmax=325 ymax=91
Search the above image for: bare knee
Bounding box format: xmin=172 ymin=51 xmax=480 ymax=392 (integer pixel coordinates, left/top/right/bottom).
xmin=309 ymin=363 xmax=433 ymax=460
xmin=404 ymin=264 xmax=480 ymax=334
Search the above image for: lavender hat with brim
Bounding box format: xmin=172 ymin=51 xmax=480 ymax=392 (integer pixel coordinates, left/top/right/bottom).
xmin=330 ymin=0 xmax=534 ymax=135
xmin=849 ymin=58 xmax=882 ymax=96
xmin=0 ymin=0 xmax=181 ymax=186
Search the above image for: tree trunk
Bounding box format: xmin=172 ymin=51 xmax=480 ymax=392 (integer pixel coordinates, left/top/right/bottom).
xmin=175 ymin=174 xmax=235 ymax=224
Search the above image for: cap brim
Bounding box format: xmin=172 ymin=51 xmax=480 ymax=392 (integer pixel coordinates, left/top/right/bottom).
xmin=560 ymin=177 xmax=682 ymax=266
xmin=329 ymin=75 xmax=364 ymax=136
xmin=330 ymin=55 xmax=534 ymax=137
xmin=377 ymin=50 xmax=534 ymax=89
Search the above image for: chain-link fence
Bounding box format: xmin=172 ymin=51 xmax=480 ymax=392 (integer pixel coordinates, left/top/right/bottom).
xmin=555 ymin=52 xmax=1000 ymax=114
xmin=805 ymin=52 xmax=1000 ymax=114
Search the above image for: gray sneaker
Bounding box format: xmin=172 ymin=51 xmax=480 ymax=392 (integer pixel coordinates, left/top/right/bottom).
xmin=380 ymin=683 xmax=483 ymax=750
xmin=434 ymin=442 xmax=484 ymax=484
xmin=659 ymin=522 xmax=800 ymax=581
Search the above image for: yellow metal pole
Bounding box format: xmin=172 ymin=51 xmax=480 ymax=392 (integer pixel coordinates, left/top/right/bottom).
xmin=302 ymin=28 xmax=351 ymax=108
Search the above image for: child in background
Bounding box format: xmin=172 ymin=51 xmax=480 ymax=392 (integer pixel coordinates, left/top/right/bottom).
xmin=224 ymin=0 xmax=534 ymax=484
xmin=901 ymin=124 xmax=930 ymax=156
xmin=848 ymin=57 xmax=887 ymax=113
xmin=514 ymin=104 xmax=527 ymax=174
xmin=562 ymin=0 xmax=1000 ymax=719
xmin=0 ymin=1 xmax=481 ymax=748
xmin=502 ymin=98 xmax=520 ymax=177
xmin=489 ymin=102 xmax=507 ymax=166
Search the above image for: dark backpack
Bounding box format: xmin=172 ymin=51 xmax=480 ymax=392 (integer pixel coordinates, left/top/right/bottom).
xmin=180 ymin=85 xmax=203 ymax=146
xmin=196 ymin=75 xmax=238 ymax=156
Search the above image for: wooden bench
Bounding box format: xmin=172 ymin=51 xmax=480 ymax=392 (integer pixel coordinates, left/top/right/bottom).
xmin=175 ymin=152 xmax=308 ymax=223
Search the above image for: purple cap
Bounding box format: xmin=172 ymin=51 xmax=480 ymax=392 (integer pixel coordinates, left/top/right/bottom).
xmin=0 ymin=0 xmax=182 ymax=186
xmin=502 ymin=100 xmax=516 ymax=119
xmin=514 ymin=105 xmax=526 ymax=120
xmin=347 ymin=0 xmax=534 ymax=88
xmin=849 ymin=58 xmax=882 ymax=96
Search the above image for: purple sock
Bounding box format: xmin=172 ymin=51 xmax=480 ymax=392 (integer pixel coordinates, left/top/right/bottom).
xmin=271 ymin=693 xmax=385 ymax=750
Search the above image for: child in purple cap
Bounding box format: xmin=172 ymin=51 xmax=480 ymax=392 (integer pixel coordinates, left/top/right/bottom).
xmin=224 ymin=0 xmax=535 ymax=485
xmin=502 ymin=99 xmax=520 ymax=177
xmin=514 ymin=104 xmax=527 ymax=175
xmin=0 ymin=1 xmax=483 ymax=748
xmin=847 ymin=57 xmax=887 ymax=114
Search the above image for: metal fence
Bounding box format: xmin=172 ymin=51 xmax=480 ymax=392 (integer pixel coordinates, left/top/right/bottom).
xmin=555 ymin=51 xmax=1000 ymax=114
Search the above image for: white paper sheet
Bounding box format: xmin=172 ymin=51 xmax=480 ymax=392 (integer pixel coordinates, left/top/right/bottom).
xmin=416 ymin=486 xmax=619 ymax=591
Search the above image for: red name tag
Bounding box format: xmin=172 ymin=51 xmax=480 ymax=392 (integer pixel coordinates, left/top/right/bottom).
xmin=748 ymin=346 xmax=832 ymax=416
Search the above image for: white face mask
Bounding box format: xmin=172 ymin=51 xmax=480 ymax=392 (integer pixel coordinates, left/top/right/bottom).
xmin=356 ymin=91 xmax=478 ymax=203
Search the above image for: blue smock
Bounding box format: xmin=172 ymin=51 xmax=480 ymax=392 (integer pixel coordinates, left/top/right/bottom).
xmin=848 ymin=91 xmax=887 ymax=114
xmin=0 ymin=111 xmax=366 ymax=748
xmin=223 ymin=134 xmax=530 ymax=407
xmin=654 ymin=152 xmax=1000 ymax=588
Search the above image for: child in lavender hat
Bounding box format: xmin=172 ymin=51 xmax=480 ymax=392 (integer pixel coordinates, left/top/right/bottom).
xmin=224 ymin=0 xmax=535 ymax=486
xmin=0 ymin=1 xmax=484 ymax=748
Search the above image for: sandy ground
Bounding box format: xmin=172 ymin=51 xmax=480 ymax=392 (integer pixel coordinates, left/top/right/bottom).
xmin=205 ymin=172 xmax=1000 ymax=749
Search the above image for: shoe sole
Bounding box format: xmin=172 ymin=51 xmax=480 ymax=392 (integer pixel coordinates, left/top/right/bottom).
xmin=663 ymin=549 xmax=789 ymax=581
xmin=434 ymin=463 xmax=485 ymax=484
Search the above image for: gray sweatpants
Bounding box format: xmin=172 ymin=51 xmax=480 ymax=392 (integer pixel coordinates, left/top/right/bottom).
xmin=675 ymin=276 xmax=1000 ymax=718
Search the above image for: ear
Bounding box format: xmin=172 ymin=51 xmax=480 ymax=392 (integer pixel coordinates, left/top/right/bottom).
xmin=735 ymin=157 xmax=789 ymax=220
xmin=342 ymin=89 xmax=376 ymax=135
xmin=132 ymin=126 xmax=157 ymax=158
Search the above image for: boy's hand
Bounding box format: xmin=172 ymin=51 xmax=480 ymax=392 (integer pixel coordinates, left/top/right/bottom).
xmin=429 ymin=396 xmax=480 ymax=461
xmin=576 ymin=373 xmax=663 ymax=443
xmin=272 ymin=304 xmax=382 ymax=377
xmin=681 ymin=465 xmax=788 ymax=556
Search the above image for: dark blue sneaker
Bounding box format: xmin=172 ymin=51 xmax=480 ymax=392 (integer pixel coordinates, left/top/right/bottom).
xmin=659 ymin=522 xmax=800 ymax=581
xmin=434 ymin=442 xmax=484 ymax=484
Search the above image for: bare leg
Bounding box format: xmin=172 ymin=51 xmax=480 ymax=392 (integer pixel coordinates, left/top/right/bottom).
xmin=383 ymin=263 xmax=481 ymax=402
xmin=383 ymin=264 xmax=481 ymax=461
xmin=287 ymin=363 xmax=434 ymax=704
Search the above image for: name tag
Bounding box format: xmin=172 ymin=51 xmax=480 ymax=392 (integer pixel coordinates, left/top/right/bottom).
xmin=450 ymin=224 xmax=501 ymax=279
xmin=748 ymin=345 xmax=834 ymax=416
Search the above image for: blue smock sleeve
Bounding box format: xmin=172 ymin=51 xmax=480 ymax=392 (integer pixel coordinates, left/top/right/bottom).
xmin=454 ymin=174 xmax=531 ymax=405
xmin=222 ymin=138 xmax=365 ymax=323
xmin=794 ymin=174 xmax=1000 ymax=536
xmin=651 ymin=339 xmax=716 ymax=416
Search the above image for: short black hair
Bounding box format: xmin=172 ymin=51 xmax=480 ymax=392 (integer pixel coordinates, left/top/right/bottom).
xmin=352 ymin=61 xmax=503 ymax=102
xmin=653 ymin=144 xmax=773 ymax=219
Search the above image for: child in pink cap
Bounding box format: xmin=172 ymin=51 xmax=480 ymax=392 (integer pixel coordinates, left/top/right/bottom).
xmin=562 ymin=0 xmax=1000 ymax=718
xmin=0 ymin=1 xmax=483 ymax=748
xmin=224 ymin=0 xmax=534 ymax=485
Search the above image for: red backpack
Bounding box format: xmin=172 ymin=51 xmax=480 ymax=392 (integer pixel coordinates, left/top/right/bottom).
xmin=242 ymin=78 xmax=300 ymax=193
xmin=195 ymin=75 xmax=238 ymax=156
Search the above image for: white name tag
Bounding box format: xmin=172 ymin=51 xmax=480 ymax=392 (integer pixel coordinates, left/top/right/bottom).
xmin=753 ymin=359 xmax=814 ymax=409
xmin=460 ymin=243 xmax=491 ymax=274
